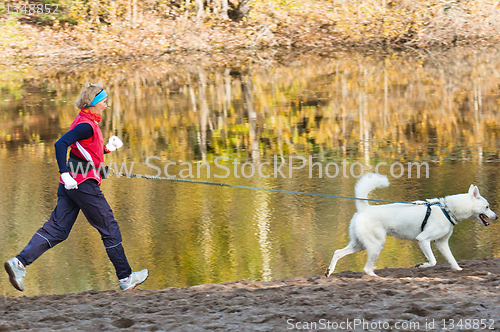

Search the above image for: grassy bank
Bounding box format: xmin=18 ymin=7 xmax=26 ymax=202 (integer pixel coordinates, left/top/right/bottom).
xmin=1 ymin=0 xmax=500 ymax=66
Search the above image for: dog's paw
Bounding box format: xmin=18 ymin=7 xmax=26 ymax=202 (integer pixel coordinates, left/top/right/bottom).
xmin=412 ymin=200 xmax=427 ymax=205
xmin=363 ymin=268 xmax=379 ymax=277
xmin=325 ymin=269 xmax=331 ymax=277
xmin=415 ymin=262 xmax=433 ymax=269
xmin=364 ymin=272 xmax=379 ymax=277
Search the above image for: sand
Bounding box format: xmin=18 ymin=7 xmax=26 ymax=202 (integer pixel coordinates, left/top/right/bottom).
xmin=1 ymin=257 xmax=500 ymax=331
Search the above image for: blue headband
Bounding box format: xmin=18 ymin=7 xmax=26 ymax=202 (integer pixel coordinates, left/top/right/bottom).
xmin=86 ymin=89 xmax=108 ymax=107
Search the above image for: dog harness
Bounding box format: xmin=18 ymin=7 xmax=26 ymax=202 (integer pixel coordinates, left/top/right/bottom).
xmin=420 ymin=201 xmax=456 ymax=231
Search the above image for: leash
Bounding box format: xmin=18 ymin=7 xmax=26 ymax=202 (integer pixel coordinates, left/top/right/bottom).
xmin=115 ymin=172 xmax=458 ymax=228
xmin=117 ymin=172 xmax=414 ymax=205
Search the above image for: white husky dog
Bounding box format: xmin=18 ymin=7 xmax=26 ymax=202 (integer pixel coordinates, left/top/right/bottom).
xmin=325 ymin=173 xmax=497 ymax=277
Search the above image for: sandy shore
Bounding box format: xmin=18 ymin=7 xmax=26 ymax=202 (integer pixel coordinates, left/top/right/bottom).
xmin=1 ymin=257 xmax=499 ymax=331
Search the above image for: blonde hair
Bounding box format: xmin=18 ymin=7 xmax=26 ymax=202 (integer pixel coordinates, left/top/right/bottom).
xmin=75 ymin=82 xmax=105 ymax=109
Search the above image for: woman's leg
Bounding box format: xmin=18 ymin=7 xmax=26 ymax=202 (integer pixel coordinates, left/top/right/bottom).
xmin=17 ymin=184 xmax=80 ymax=267
xmin=67 ymin=180 xmax=132 ymax=280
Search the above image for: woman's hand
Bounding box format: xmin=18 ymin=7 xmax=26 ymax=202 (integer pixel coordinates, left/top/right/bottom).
xmin=61 ymin=172 xmax=78 ymax=190
xmin=106 ymin=136 xmax=123 ymax=152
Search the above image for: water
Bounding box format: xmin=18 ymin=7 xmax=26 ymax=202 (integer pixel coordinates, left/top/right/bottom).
xmin=1 ymin=51 xmax=500 ymax=297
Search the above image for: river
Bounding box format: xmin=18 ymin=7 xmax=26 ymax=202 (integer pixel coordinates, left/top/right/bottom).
xmin=1 ymin=51 xmax=500 ymax=297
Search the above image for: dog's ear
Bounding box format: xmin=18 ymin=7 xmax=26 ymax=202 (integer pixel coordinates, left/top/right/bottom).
xmin=469 ymin=184 xmax=481 ymax=198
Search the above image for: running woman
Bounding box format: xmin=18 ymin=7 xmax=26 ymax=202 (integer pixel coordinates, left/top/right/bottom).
xmin=4 ymin=83 xmax=148 ymax=291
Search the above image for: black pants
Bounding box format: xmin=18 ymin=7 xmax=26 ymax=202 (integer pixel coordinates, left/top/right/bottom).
xmin=17 ymin=180 xmax=132 ymax=279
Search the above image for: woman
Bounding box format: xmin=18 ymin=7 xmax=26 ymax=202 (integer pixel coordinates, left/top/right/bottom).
xmin=4 ymin=83 xmax=148 ymax=291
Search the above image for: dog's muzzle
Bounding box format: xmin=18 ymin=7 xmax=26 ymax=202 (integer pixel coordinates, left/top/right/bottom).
xmin=479 ymin=213 xmax=497 ymax=226
xmin=480 ymin=214 xmax=490 ymax=226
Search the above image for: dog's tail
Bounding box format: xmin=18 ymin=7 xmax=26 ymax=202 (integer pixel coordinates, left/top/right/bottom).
xmin=355 ymin=173 xmax=390 ymax=212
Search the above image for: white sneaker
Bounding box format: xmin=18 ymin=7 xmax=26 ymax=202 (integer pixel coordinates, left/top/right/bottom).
xmin=119 ymin=269 xmax=148 ymax=290
xmin=4 ymin=257 xmax=26 ymax=291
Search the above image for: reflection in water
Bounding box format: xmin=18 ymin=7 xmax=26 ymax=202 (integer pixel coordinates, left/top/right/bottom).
xmin=3 ymin=51 xmax=500 ymax=163
xmin=1 ymin=52 xmax=500 ymax=297
xmin=255 ymin=191 xmax=272 ymax=281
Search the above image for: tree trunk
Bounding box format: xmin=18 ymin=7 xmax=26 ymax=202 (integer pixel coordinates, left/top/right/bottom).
xmin=221 ymin=0 xmax=229 ymax=19
xmin=127 ymin=0 xmax=132 ymax=24
xmin=92 ymin=0 xmax=100 ymax=25
xmin=185 ymin=0 xmax=190 ymax=18
xmin=196 ymin=0 xmax=204 ymax=20
xmin=212 ymin=0 xmax=220 ymax=15
xmin=238 ymin=0 xmax=250 ymax=19
xmin=132 ymin=0 xmax=138 ymax=27
xmin=198 ymin=68 xmax=209 ymax=162
xmin=242 ymin=75 xmax=259 ymax=161
xmin=109 ymin=0 xmax=117 ymax=27
xmin=228 ymin=0 xmax=250 ymax=22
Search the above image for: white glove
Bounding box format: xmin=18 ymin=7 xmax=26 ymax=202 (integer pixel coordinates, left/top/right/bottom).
xmin=61 ymin=172 xmax=78 ymax=190
xmin=106 ymin=136 xmax=123 ymax=152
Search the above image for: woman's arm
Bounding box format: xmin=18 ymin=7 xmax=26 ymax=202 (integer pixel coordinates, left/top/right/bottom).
xmin=54 ymin=123 xmax=93 ymax=173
